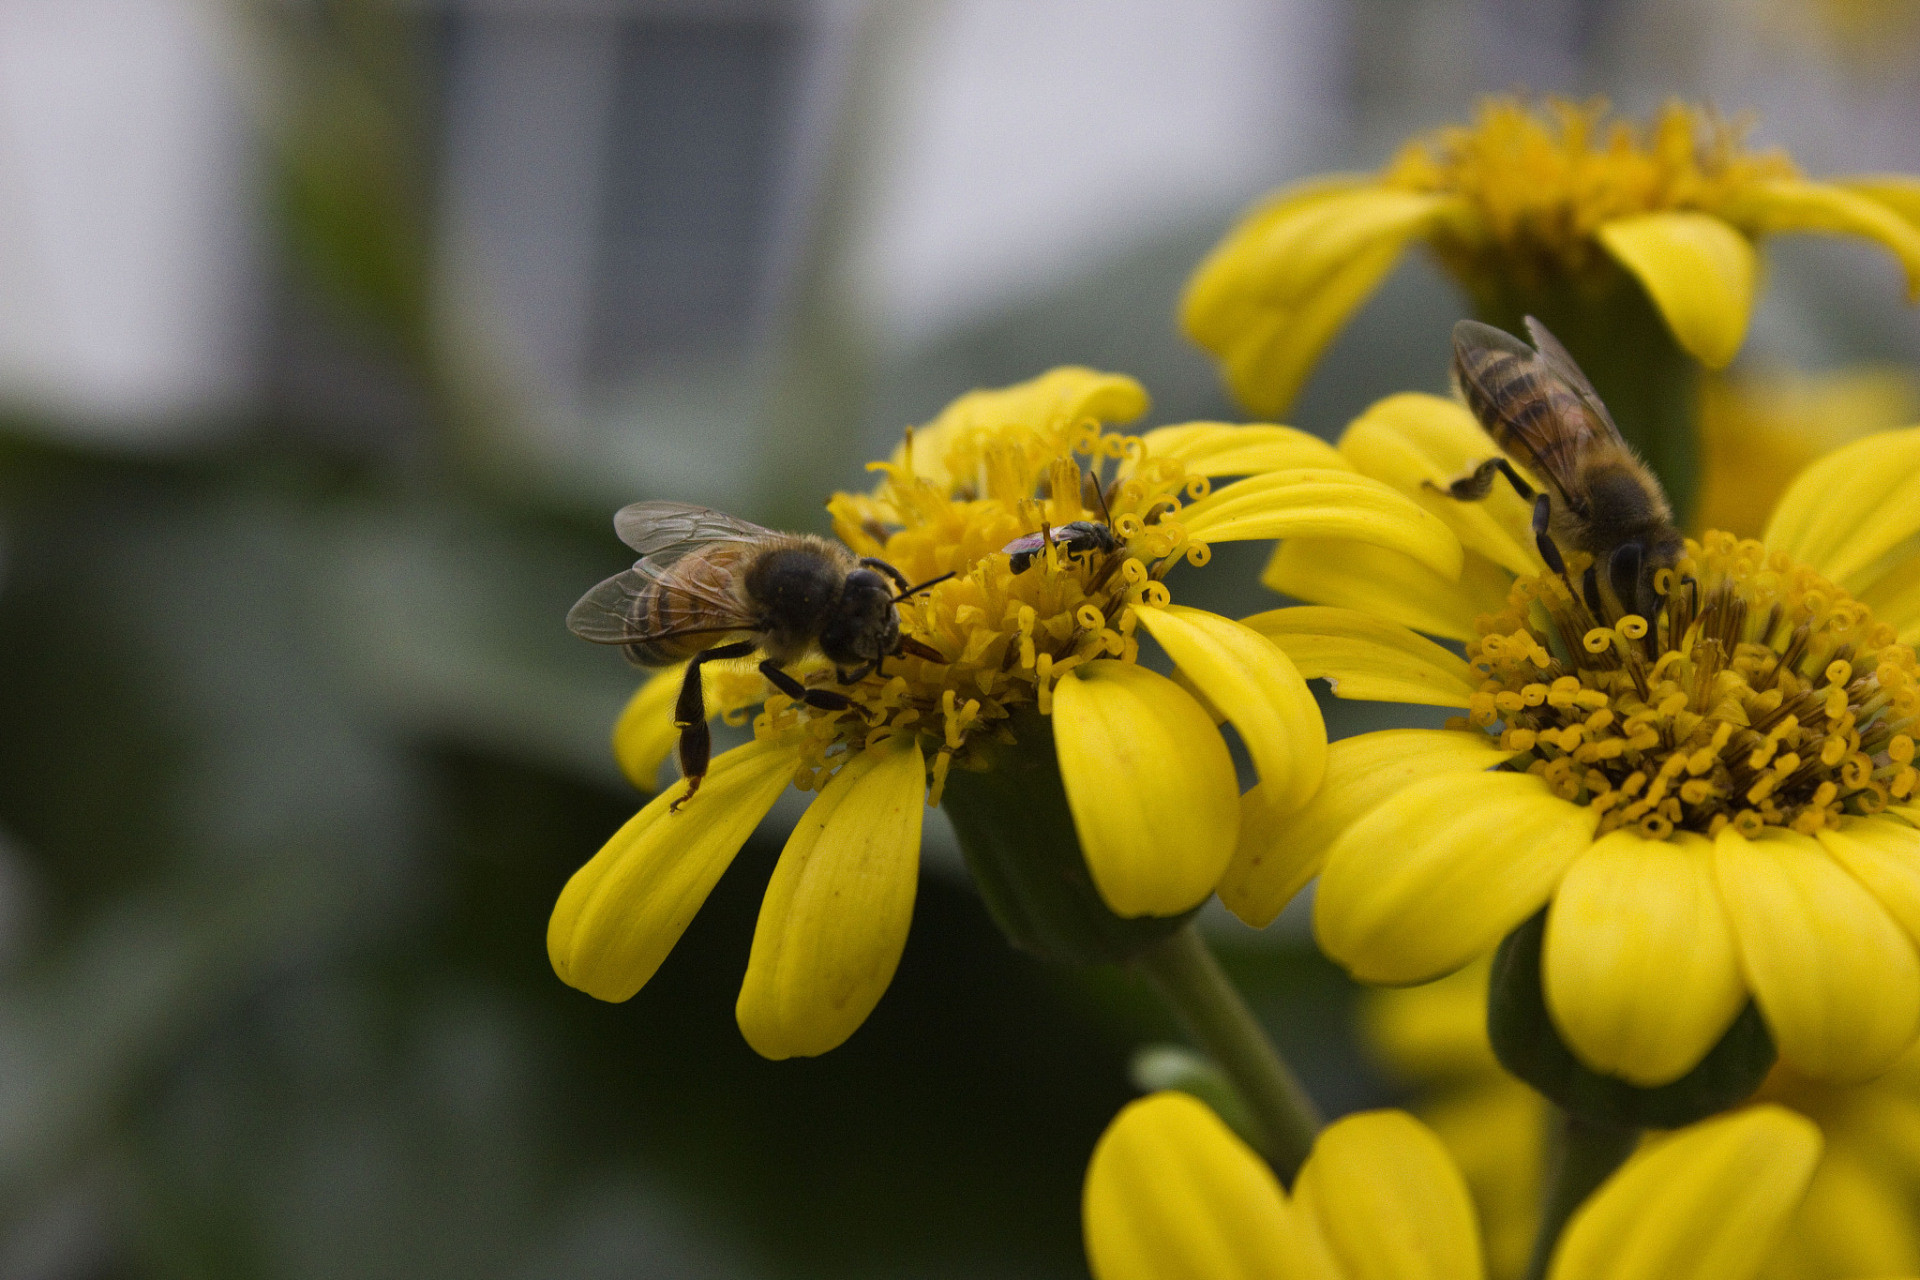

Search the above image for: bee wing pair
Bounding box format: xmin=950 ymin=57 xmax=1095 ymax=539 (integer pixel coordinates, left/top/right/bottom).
xmin=1450 ymin=317 xmax=1627 ymax=512
xmin=567 ymin=501 xmax=769 ymax=645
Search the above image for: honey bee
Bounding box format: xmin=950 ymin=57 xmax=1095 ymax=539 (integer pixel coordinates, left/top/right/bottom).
xmin=1441 ymin=317 xmax=1685 ymax=621
xmin=568 ymin=502 xmax=949 ymax=809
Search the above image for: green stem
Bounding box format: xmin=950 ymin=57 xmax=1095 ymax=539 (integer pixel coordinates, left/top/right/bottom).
xmin=1136 ymin=923 xmax=1322 ymax=1180
xmin=1521 ymin=1110 xmax=1640 ymax=1280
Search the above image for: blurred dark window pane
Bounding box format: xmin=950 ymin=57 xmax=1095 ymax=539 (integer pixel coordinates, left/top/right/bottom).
xmin=586 ymin=15 xmax=799 ymax=384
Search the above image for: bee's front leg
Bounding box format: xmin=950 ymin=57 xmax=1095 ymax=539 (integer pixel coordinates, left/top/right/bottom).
xmin=759 ymin=659 xmax=855 ymax=711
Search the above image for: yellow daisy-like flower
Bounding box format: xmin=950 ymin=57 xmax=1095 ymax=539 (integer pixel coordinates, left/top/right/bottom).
xmin=549 ymin=368 xmax=1461 ymax=1059
xmin=1184 ymin=96 xmax=1920 ymax=417
xmin=1369 ymin=961 xmax=1920 ymax=1280
xmin=1084 ymin=1089 xmax=1838 ymax=1280
xmin=1244 ymin=391 xmax=1920 ymax=1086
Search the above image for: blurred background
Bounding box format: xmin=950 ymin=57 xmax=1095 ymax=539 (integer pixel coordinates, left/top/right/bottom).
xmin=4 ymin=1 xmax=1920 ymax=1275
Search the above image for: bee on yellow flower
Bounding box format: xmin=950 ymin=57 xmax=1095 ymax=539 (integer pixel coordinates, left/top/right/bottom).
xmin=549 ymin=368 xmax=1461 ymax=1060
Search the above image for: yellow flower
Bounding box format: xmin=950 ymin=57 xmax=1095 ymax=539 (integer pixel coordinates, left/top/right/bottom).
xmin=1697 ymin=367 xmax=1920 ymax=539
xmin=1083 ymin=1089 xmax=1831 ymax=1280
xmin=1184 ymin=96 xmax=1920 ymax=417
xmin=549 ymin=368 xmax=1462 ymax=1058
xmin=1245 ymin=390 xmax=1920 ymax=1085
xmin=1369 ymin=961 xmax=1920 ymax=1280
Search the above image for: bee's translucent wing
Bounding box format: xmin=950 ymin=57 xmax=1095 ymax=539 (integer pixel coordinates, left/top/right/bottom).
xmin=1452 ymin=319 xmax=1609 ymax=504
xmin=613 ymin=501 xmax=772 ymax=556
xmin=1522 ymin=317 xmax=1626 ymax=444
xmin=566 ymin=554 xmax=758 ymax=646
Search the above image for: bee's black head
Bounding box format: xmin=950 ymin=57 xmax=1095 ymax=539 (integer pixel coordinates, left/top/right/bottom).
xmin=819 ymin=568 xmax=899 ymax=669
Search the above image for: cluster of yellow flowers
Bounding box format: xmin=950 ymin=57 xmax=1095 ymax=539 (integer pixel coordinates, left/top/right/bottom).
xmin=550 ymin=96 xmax=1920 ymax=1279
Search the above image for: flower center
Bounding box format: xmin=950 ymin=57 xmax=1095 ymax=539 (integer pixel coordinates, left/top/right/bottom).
xmin=1384 ymin=96 xmax=1797 ymax=279
xmin=1461 ymin=531 xmax=1920 ymax=839
xmin=745 ymin=423 xmax=1215 ymax=804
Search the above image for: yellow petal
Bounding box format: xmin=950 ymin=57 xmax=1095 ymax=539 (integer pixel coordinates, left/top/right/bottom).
xmin=611 ymin=669 xmax=684 ymax=791
xmin=1222 ymin=729 xmax=1511 ymax=928
xmin=1597 ymin=212 xmax=1757 ymax=369
xmin=1315 ymin=770 xmax=1597 ymax=985
xmin=1763 ymin=426 xmax=1920 ymax=587
xmin=736 ymin=737 xmax=925 ymax=1060
xmin=1135 ymin=422 xmax=1349 ymax=478
xmin=1179 ymin=468 xmax=1464 ymax=580
xmin=1546 ymin=1106 xmax=1821 ymax=1280
xmin=1242 ymin=606 xmax=1479 ymax=707
xmin=547 ymin=738 xmax=795 ymax=1001
xmin=1183 ymin=185 xmax=1456 ymax=417
xmin=1818 ymin=817 xmax=1920 ymax=950
xmin=1338 ymin=392 xmax=1542 ymax=577
xmin=1262 ymin=539 xmax=1513 ymax=643
xmin=1856 ymin=554 xmax=1920 ymax=645
xmin=1083 ymin=1091 xmax=1339 ymax=1280
xmin=1541 ymin=831 xmax=1746 ymax=1086
xmin=1714 ymin=826 xmax=1920 ymax=1081
xmin=1773 ymin=1144 xmax=1920 ymax=1279
xmin=1730 ymin=178 xmax=1920 ymax=299
xmin=1053 ymin=661 xmax=1240 ymax=917
xmin=1294 ymin=1110 xmax=1485 ymax=1280
xmin=1135 ymin=606 xmax=1327 ymax=817
xmin=1841 ymin=173 xmax=1920 ymax=228
xmin=895 ymin=366 xmax=1150 ymax=488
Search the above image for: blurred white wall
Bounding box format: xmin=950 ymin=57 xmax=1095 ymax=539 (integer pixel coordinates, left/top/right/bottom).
xmin=848 ymin=0 xmax=1343 ymax=348
xmin=0 ymin=0 xmax=257 ymax=441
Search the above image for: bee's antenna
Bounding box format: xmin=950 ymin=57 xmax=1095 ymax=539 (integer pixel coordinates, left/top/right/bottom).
xmin=1092 ymin=470 xmax=1114 ymax=530
xmin=892 ymin=571 xmax=955 ymax=602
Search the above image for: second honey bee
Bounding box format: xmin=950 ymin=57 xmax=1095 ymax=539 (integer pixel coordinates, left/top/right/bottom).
xmin=568 ymin=502 xmax=948 ymax=809
xmin=1441 ymin=317 xmax=1685 ymax=621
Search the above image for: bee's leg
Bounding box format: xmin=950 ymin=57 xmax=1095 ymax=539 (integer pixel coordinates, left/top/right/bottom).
xmin=671 ymin=641 xmax=758 ymax=812
xmin=1529 ymin=493 xmax=1569 ymax=579
xmin=1431 ymin=457 xmax=1536 ymax=503
xmin=896 ymin=636 xmax=945 ymax=663
xmin=1608 ymin=542 xmax=1650 ymax=619
xmin=1581 ymin=563 xmax=1606 ymax=621
xmin=860 ymin=558 xmax=912 ymax=592
xmin=759 ymin=659 xmax=855 ymax=712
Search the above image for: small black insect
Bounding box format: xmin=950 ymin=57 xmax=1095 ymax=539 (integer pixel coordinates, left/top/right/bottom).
xmin=1003 ymin=520 xmax=1121 ymax=574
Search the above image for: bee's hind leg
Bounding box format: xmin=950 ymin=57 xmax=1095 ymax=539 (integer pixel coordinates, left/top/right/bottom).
xmin=1528 ymin=493 xmax=1570 ymax=580
xmin=1429 ymin=457 xmax=1537 ymax=503
xmin=671 ymin=640 xmax=758 ymax=812
xmin=759 ymin=660 xmax=855 ymax=712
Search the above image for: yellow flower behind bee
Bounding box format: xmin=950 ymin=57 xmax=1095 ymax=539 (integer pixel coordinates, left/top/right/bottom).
xmin=1370 ymin=960 xmax=1920 ymax=1280
xmin=552 ymin=367 xmax=1464 ymax=1059
xmin=1247 ymin=390 xmax=1920 ymax=1086
xmin=1184 ymin=96 xmax=1920 ymax=417
xmin=1083 ymin=1089 xmax=1828 ymax=1280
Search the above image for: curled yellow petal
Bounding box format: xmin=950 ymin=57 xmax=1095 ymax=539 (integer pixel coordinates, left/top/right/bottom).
xmin=1243 ymin=606 xmax=1479 ymax=707
xmin=1294 ymin=1110 xmax=1484 ymax=1280
xmin=1547 ymin=1106 xmax=1821 ymax=1280
xmin=1315 ymin=770 xmax=1597 ymax=985
xmin=1337 ymin=392 xmax=1541 ymax=577
xmin=1183 ymin=185 xmax=1457 ymax=417
xmin=1084 ymin=1091 xmax=1338 ymax=1280
xmin=1542 ymin=831 xmax=1746 ymax=1086
xmin=1179 ymin=468 xmax=1464 ymax=580
xmin=1053 ymin=661 xmax=1239 ymax=917
xmin=548 ymin=738 xmax=795 ymax=1001
xmin=1597 ymin=212 xmax=1757 ymax=369
xmin=1221 ymin=729 xmax=1510 ymax=928
xmin=1714 ymin=826 xmax=1920 ymax=1081
xmin=1262 ymin=539 xmax=1514 ymax=644
xmin=1134 ymin=606 xmax=1327 ymax=817
xmin=893 ymin=366 xmax=1149 ymax=488
xmin=1730 ymin=178 xmax=1920 ymax=299
xmin=612 ymin=668 xmax=684 ymax=791
xmin=1135 ymin=422 xmax=1348 ymax=478
xmin=736 ymin=736 xmax=925 ymax=1060
xmin=1763 ymin=426 xmax=1920 ymax=588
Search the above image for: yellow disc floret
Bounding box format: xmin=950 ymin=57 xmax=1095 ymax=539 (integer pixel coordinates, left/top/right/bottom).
xmin=1462 ymin=531 xmax=1920 ymax=839
xmin=750 ymin=414 xmax=1214 ymax=805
